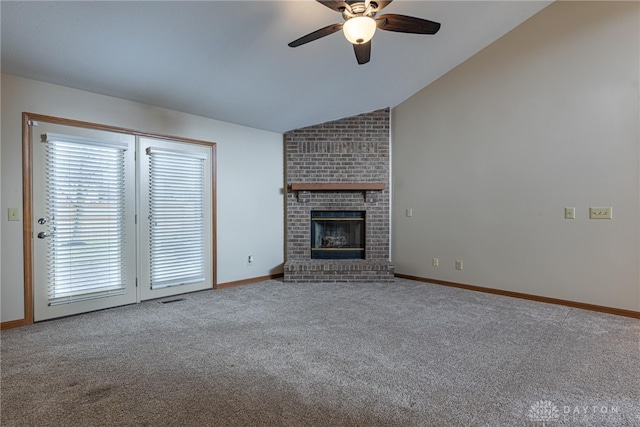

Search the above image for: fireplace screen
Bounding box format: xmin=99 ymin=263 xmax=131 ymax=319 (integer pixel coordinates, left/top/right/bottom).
xmin=311 ymin=211 xmax=365 ymax=259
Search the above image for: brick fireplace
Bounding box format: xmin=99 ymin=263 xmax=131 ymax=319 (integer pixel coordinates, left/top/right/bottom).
xmin=284 ymin=108 xmax=394 ymax=282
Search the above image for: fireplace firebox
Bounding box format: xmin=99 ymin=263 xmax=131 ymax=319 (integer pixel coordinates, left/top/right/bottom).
xmin=311 ymin=211 xmax=365 ymax=259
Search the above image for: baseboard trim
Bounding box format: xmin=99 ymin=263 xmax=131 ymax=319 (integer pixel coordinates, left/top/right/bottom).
xmin=216 ymin=273 xmax=284 ymax=290
xmin=1 ymin=319 xmax=27 ymax=330
xmin=395 ymin=273 xmax=640 ymax=319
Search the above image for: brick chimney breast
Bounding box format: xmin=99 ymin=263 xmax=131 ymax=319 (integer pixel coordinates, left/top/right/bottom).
xmin=284 ymin=108 xmax=394 ymax=282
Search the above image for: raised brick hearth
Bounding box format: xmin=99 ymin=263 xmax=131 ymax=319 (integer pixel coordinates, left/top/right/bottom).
xmin=284 ymin=108 xmax=394 ymax=282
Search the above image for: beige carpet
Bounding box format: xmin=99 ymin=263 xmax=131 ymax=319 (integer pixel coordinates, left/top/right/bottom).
xmin=2 ymin=278 xmax=639 ymax=426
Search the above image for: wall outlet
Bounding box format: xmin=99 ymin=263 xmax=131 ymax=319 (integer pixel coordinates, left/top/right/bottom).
xmin=432 ymin=257 xmax=439 ymax=267
xmin=247 ymin=255 xmax=254 ymax=266
xmin=455 ymin=260 xmax=463 ymax=271
xmin=589 ymin=207 xmax=612 ymax=219
xmin=564 ymin=207 xmax=575 ymax=219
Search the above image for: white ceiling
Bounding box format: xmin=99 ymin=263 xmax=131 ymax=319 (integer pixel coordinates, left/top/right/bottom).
xmin=1 ymin=1 xmax=551 ymax=133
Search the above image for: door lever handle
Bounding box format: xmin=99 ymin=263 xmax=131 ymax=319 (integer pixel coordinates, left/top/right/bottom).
xmin=37 ymin=232 xmax=48 ymax=239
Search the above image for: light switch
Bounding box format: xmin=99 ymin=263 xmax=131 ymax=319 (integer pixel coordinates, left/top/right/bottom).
xmin=406 ymin=208 xmax=413 ymax=217
xmin=8 ymin=208 xmax=21 ymax=221
xmin=564 ymin=207 xmax=575 ymax=220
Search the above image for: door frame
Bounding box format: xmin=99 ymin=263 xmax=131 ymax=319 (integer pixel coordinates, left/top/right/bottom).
xmin=21 ymin=112 xmax=218 ymax=325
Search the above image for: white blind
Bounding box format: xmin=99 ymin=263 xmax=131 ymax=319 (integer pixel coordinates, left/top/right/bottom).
xmin=45 ymin=135 xmax=128 ymax=305
xmin=147 ymin=147 xmax=206 ymax=289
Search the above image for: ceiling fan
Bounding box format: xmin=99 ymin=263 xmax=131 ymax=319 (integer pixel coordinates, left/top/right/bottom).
xmin=288 ymin=0 xmax=441 ymax=65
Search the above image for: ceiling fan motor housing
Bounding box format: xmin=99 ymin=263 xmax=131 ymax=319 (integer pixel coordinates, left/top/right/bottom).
xmin=342 ymin=2 xmax=378 ymax=20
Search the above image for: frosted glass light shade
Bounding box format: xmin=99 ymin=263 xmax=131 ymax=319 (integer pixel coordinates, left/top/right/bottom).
xmin=343 ymin=16 xmax=376 ymax=45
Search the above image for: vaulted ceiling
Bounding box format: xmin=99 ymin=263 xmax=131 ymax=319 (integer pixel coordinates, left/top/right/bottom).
xmin=1 ymin=1 xmax=551 ymax=133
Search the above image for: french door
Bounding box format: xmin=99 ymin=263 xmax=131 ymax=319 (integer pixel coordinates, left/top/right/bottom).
xmin=32 ymin=123 xmax=137 ymax=321
xmin=137 ymin=137 xmax=213 ymax=301
xmin=32 ymin=123 xmax=213 ymax=321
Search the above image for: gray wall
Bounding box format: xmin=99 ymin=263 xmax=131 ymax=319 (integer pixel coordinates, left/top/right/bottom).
xmin=392 ymin=1 xmax=640 ymax=311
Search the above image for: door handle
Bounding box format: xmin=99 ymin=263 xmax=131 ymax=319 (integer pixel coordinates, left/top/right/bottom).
xmin=37 ymin=232 xmax=48 ymax=239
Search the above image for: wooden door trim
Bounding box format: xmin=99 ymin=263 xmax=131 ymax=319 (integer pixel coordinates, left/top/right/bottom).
xmin=22 ymin=113 xmax=34 ymax=325
xmin=22 ymin=112 xmax=218 ymax=325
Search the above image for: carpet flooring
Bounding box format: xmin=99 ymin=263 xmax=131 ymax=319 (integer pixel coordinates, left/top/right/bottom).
xmin=1 ymin=278 xmax=639 ymax=426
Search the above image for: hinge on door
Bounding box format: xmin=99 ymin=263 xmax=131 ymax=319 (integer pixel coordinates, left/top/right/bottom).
xmin=135 ymin=214 xmax=137 ymax=224
xmin=136 ymin=278 xmax=138 ymax=288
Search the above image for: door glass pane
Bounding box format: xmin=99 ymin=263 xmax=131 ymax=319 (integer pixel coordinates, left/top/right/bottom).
xmin=45 ymin=135 xmax=128 ymax=305
xmin=147 ymin=148 xmax=206 ymax=289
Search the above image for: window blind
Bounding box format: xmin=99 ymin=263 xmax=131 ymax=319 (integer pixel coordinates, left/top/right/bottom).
xmin=147 ymin=147 xmax=206 ymax=289
xmin=45 ymin=134 xmax=128 ymax=305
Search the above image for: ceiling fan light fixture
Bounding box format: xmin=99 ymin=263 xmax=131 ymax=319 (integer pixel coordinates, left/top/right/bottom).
xmin=342 ymin=16 xmax=377 ymax=45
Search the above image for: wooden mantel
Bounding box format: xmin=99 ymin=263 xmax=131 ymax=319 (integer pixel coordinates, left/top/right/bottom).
xmin=289 ymin=183 xmax=386 ymax=203
xmin=289 ymin=183 xmax=386 ymax=191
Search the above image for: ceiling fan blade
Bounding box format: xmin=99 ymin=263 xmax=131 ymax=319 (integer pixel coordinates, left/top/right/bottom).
xmin=353 ymin=41 xmax=371 ymax=65
xmin=316 ymin=1 xmax=350 ymax=12
xmin=371 ymin=0 xmax=393 ymax=11
xmin=288 ymin=23 xmax=344 ymax=48
xmin=376 ymin=14 xmax=441 ymax=34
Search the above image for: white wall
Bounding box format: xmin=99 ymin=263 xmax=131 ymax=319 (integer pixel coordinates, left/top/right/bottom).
xmin=1 ymin=74 xmax=284 ymax=323
xmin=392 ymin=1 xmax=640 ymax=311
